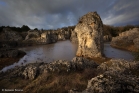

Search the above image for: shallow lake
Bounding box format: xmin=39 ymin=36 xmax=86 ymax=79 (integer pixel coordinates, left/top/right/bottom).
xmin=1 ymin=40 xmax=134 ymax=72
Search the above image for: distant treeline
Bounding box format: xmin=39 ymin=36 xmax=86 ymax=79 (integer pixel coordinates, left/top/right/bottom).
xmin=0 ymin=25 xmax=75 ymax=32
xmin=0 ymin=25 xmax=30 ymax=32
xmin=0 ymin=24 xmax=139 ymax=37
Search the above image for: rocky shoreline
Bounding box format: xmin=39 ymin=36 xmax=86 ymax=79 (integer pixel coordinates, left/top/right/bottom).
xmin=0 ymin=26 xmax=75 ymax=48
xmin=1 ymin=57 xmax=139 ymax=93
xmin=111 ymin=28 xmax=139 ymax=52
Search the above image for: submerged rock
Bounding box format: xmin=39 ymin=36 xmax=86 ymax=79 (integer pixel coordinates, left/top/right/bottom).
xmin=74 ymin=12 xmax=104 ymax=58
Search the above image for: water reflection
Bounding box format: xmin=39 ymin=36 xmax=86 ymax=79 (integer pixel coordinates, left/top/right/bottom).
xmin=104 ymin=43 xmax=134 ymax=60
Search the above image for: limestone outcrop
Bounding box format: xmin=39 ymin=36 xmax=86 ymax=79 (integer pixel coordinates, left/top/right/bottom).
xmin=0 ymin=28 xmax=23 ymax=41
xmin=24 ymin=27 xmax=73 ymax=44
xmin=70 ymin=32 xmax=112 ymax=43
xmin=70 ymin=59 xmax=139 ymax=93
xmin=0 ymin=27 xmax=74 ymax=47
xmin=111 ymin=28 xmax=139 ymax=51
xmin=2 ymin=57 xmax=98 ymax=80
xmin=74 ymin=12 xmax=104 ymax=58
xmin=40 ymin=31 xmax=58 ymax=44
xmin=25 ymin=30 xmax=41 ymax=40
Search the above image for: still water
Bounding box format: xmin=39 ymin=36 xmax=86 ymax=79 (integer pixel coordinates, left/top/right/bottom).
xmin=1 ymin=40 xmax=134 ymax=72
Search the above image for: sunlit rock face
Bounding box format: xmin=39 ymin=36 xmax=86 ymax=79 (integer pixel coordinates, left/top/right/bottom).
xmin=25 ymin=30 xmax=40 ymax=40
xmin=74 ymin=12 xmax=104 ymax=58
xmin=41 ymin=31 xmax=58 ymax=44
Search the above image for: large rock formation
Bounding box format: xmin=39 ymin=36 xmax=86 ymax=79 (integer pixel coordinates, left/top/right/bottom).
xmin=74 ymin=12 xmax=104 ymax=58
xmin=70 ymin=32 xmax=112 ymax=44
xmin=111 ymin=28 xmax=139 ymax=51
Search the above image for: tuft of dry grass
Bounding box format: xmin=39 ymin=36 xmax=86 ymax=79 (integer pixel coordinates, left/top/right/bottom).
xmin=86 ymin=57 xmax=111 ymax=65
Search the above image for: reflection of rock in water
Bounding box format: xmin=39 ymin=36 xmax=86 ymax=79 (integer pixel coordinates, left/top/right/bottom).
xmin=24 ymin=60 xmax=27 ymax=63
xmin=1 ymin=41 xmax=134 ymax=72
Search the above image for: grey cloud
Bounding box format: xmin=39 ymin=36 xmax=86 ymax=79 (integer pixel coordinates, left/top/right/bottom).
xmin=0 ymin=0 xmax=139 ymax=29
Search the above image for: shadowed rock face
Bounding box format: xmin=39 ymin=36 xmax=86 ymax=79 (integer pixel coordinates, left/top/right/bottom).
xmin=0 ymin=28 xmax=23 ymax=41
xmin=75 ymin=12 xmax=104 ymax=58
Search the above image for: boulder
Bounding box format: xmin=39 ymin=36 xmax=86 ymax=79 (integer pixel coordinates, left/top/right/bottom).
xmin=74 ymin=12 xmax=104 ymax=58
xmin=22 ymin=64 xmax=39 ymax=79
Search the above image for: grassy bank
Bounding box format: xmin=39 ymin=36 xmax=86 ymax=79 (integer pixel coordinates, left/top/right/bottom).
xmin=0 ymin=68 xmax=98 ymax=93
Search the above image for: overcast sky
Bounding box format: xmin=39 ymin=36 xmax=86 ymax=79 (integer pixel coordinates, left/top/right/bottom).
xmin=0 ymin=0 xmax=139 ymax=29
